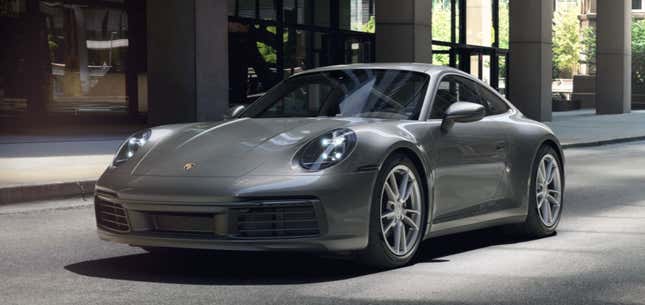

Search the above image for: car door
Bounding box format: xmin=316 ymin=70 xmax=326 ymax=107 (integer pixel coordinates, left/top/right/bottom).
xmin=429 ymin=75 xmax=509 ymax=224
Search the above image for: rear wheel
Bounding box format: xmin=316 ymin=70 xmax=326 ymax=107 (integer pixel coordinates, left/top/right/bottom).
xmin=359 ymin=154 xmax=426 ymax=269
xmin=520 ymin=146 xmax=564 ymax=237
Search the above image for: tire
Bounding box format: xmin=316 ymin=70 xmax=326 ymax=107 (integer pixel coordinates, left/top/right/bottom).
xmin=358 ymin=153 xmax=427 ymax=269
xmin=519 ymin=145 xmax=564 ymax=237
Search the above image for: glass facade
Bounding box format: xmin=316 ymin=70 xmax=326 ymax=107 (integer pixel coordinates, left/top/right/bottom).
xmin=1 ymin=0 xmax=373 ymax=122
xmin=1 ymin=0 xmax=516 ymax=125
xmin=228 ymin=0 xmax=375 ymax=107
xmin=0 ymin=0 xmax=143 ymax=118
xmin=431 ymin=0 xmax=509 ymax=94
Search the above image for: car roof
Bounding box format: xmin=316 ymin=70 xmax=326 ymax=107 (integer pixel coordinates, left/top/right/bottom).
xmin=294 ymin=63 xmax=462 ymax=76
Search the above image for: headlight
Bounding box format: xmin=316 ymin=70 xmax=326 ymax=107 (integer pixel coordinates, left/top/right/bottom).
xmin=113 ymin=129 xmax=151 ymax=166
xmin=299 ymin=128 xmax=357 ymax=171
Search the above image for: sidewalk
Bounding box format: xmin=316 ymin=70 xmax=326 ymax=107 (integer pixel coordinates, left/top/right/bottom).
xmin=0 ymin=135 xmax=126 ymax=204
xmin=547 ymin=109 xmax=645 ymax=147
xmin=1 ymin=110 xmax=644 ymax=204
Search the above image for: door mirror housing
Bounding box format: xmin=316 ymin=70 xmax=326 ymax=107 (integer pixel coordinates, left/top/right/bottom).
xmin=229 ymin=105 xmax=246 ymax=118
xmin=441 ymin=101 xmax=486 ymax=131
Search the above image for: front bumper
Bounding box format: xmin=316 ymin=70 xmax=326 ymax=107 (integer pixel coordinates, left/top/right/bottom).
xmin=94 ymin=172 xmax=377 ymax=252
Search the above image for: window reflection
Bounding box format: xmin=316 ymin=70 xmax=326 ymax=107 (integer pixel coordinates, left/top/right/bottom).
xmin=283 ymin=0 xmax=330 ymax=26
xmin=342 ymin=0 xmax=375 ymax=32
xmin=1 ymin=1 xmax=130 ymax=115
xmin=466 ymin=0 xmax=492 ymax=47
xmin=44 ymin=3 xmax=129 ymax=112
xmin=229 ymin=21 xmax=281 ymax=106
xmin=228 ymin=0 xmax=375 ymax=107
xmin=431 ymin=0 xmax=508 ymax=93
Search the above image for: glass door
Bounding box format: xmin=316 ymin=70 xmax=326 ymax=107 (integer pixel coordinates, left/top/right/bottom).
xmin=342 ymin=34 xmax=374 ymax=64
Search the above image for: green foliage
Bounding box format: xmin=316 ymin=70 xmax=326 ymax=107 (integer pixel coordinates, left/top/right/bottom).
xmin=579 ymin=19 xmax=645 ymax=93
xmin=497 ymin=0 xmax=509 ymax=49
xmin=47 ymin=34 xmax=58 ymax=60
xmin=255 ymin=25 xmax=282 ymax=65
xmin=579 ymin=27 xmax=596 ymax=74
xmin=497 ymin=0 xmax=509 ymax=77
xmin=552 ymin=6 xmax=580 ymax=78
xmin=632 ymin=19 xmax=645 ymax=92
xmin=351 ymin=16 xmax=375 ymax=33
xmin=361 ymin=16 xmax=375 ymax=33
xmin=431 ymin=2 xmax=451 ymax=66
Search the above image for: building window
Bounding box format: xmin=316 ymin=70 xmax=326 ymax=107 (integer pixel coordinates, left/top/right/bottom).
xmin=1 ymin=0 xmax=133 ymax=116
xmin=431 ymin=0 xmax=509 ymax=94
xmin=228 ymin=0 xmax=375 ymax=107
xmin=634 ymin=0 xmax=643 ymax=10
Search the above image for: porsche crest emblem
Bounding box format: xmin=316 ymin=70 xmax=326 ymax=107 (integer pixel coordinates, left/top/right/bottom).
xmin=183 ymin=162 xmax=196 ymax=171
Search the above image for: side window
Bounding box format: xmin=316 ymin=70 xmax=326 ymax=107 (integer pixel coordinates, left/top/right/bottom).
xmin=478 ymin=85 xmax=510 ymax=115
xmin=429 ymin=75 xmax=482 ymax=119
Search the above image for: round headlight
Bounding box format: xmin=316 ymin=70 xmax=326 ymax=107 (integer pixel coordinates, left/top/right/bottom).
xmin=299 ymin=128 xmax=357 ymax=171
xmin=113 ymin=129 xmax=151 ymax=166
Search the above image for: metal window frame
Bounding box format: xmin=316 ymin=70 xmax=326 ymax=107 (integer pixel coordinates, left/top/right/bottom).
xmin=228 ymin=0 xmax=376 ymax=81
xmin=432 ymin=0 xmax=510 ymax=92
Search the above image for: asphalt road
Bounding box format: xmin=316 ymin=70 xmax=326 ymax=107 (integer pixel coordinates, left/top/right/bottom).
xmin=2 ymin=141 xmax=645 ymax=305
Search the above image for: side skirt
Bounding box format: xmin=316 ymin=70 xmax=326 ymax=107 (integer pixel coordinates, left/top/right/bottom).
xmin=425 ymin=213 xmax=526 ymax=239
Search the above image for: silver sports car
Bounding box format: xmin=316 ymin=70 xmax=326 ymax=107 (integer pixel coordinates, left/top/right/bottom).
xmin=95 ymin=63 xmax=564 ymax=268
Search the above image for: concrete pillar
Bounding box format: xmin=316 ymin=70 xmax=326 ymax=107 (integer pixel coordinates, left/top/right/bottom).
xmin=374 ymin=0 xmax=432 ymax=63
xmin=596 ymin=0 xmax=631 ymax=114
xmin=508 ymin=0 xmax=553 ymax=122
xmin=195 ymin=0 xmax=229 ymax=122
xmin=147 ymin=0 xmax=228 ymax=125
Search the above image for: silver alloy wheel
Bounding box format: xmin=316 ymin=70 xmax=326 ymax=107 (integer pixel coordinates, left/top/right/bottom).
xmin=380 ymin=164 xmax=423 ymax=256
xmin=536 ymin=154 xmax=562 ymax=227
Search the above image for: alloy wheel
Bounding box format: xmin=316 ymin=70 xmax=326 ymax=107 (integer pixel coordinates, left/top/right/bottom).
xmin=536 ymin=154 xmax=562 ymax=227
xmin=380 ymin=165 xmax=423 ymax=256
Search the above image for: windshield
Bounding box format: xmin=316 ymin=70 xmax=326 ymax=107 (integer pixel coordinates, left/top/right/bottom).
xmin=241 ymin=69 xmax=429 ymax=120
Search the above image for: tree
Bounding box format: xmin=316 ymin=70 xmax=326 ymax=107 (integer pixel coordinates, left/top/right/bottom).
xmin=552 ymin=6 xmax=580 ymax=78
xmin=498 ymin=0 xmax=509 ymax=78
xmin=431 ymin=1 xmax=451 ymax=66
xmin=579 ymin=26 xmax=596 ymax=75
xmin=361 ymin=16 xmax=375 ymax=33
xmin=579 ymin=18 xmax=645 ymax=94
xmin=498 ymin=0 xmax=509 ymax=50
xmin=632 ymin=19 xmax=645 ymax=93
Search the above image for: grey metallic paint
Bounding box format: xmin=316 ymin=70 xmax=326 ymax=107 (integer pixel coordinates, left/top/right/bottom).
xmin=95 ymin=64 xmax=564 ymax=252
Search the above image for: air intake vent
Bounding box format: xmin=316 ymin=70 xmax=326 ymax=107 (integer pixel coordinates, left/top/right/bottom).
xmin=232 ymin=202 xmax=320 ymax=239
xmin=95 ymin=197 xmax=130 ymax=233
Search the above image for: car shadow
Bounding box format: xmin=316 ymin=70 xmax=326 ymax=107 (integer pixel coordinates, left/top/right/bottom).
xmin=65 ymin=227 xmax=547 ymax=285
xmin=414 ymin=226 xmax=550 ymax=264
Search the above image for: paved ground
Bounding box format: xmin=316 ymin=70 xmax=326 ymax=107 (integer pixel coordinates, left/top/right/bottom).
xmin=2 ymin=141 xmax=645 ymax=305
xmin=547 ymin=109 xmax=645 ymax=146
xmin=0 ymin=140 xmax=120 ymax=187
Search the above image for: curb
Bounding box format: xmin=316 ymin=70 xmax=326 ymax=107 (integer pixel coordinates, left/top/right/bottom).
xmin=561 ymin=135 xmax=645 ymax=149
xmin=0 ymin=181 xmax=96 ymax=206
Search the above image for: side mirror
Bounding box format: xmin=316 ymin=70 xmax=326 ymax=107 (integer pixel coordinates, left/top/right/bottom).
xmin=229 ymin=105 xmax=246 ymax=118
xmin=440 ymin=101 xmax=486 ymax=131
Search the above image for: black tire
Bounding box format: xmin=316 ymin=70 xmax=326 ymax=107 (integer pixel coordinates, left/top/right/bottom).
xmin=519 ymin=145 xmax=564 ymax=237
xmin=358 ymin=153 xmax=427 ymax=269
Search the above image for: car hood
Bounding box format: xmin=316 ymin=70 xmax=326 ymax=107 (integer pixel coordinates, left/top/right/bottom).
xmin=132 ymin=117 xmax=357 ymax=177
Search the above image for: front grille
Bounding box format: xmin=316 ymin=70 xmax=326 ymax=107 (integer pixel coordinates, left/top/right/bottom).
xmin=232 ymin=202 xmax=320 ymax=238
xmin=95 ymin=197 xmax=130 ymax=232
xmin=151 ymin=213 xmax=214 ymax=234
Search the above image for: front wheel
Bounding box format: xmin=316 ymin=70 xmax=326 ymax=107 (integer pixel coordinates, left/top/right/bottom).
xmin=520 ymin=146 xmax=564 ymax=237
xmin=359 ymin=154 xmax=426 ymax=269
